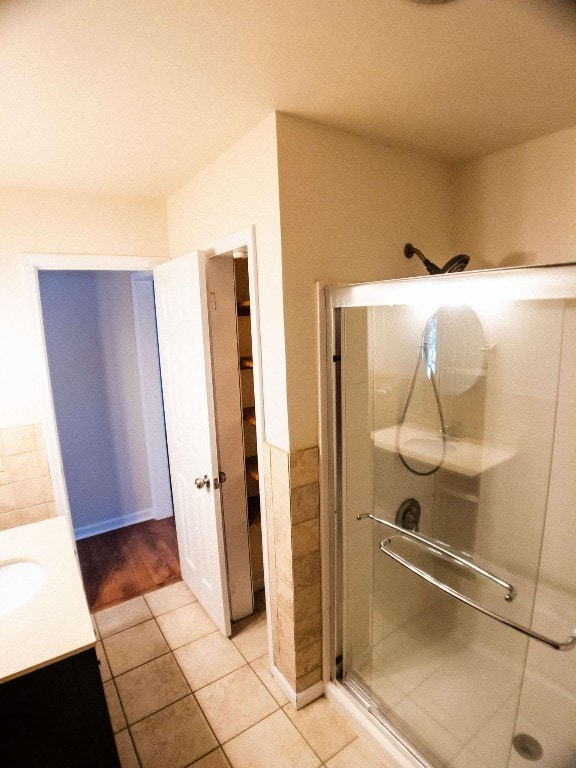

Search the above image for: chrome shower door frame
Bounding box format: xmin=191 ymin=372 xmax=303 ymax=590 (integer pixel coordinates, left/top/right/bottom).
xmin=320 ymin=262 xmax=576 ymax=768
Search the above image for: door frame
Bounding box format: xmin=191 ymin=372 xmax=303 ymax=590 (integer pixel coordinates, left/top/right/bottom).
xmin=23 ymin=227 xmax=270 ymax=640
xmin=23 ymin=253 xmax=168 ymax=538
xmin=204 ymin=228 xmax=270 ymax=630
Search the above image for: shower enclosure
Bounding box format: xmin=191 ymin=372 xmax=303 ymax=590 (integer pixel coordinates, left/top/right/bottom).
xmin=323 ymin=264 xmax=576 ymax=768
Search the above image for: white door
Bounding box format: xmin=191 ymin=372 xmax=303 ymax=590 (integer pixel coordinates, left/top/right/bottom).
xmin=153 ymin=251 xmax=231 ymax=636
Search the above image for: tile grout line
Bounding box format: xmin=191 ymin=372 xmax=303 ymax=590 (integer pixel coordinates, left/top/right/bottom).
xmin=99 ymin=587 xmax=334 ymax=768
xmin=140 ymin=613 xmax=223 ymax=763
xmin=280 ymin=701 xmax=351 ymax=766
xmin=97 ymin=639 xmax=144 ymax=766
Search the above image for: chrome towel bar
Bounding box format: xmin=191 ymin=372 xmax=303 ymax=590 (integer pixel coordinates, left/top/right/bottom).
xmin=357 ymin=513 xmax=516 ymax=601
xmin=357 ymin=512 xmax=576 ymax=651
xmin=378 ymin=536 xmax=576 ymax=651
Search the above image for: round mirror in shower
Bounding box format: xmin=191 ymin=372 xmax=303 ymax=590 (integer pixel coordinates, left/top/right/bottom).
xmin=422 ymin=305 xmax=487 ymax=395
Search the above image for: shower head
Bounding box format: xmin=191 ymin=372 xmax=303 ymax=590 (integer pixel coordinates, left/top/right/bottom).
xmin=404 ymin=243 xmax=470 ymax=275
xmin=441 ymin=253 xmax=470 ymax=273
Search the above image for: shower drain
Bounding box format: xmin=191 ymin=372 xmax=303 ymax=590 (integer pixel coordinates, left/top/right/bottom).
xmin=512 ymin=733 xmax=544 ymax=761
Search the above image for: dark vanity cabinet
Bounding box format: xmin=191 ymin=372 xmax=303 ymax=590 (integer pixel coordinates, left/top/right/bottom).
xmin=0 ymin=647 xmax=120 ymax=768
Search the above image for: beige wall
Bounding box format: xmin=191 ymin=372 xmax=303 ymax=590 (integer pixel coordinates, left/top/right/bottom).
xmin=452 ymin=125 xmax=576 ymax=268
xmin=0 ymin=187 xmax=168 ymax=428
xmin=276 ymin=114 xmax=454 ymax=450
xmin=166 ymin=111 xmax=455 ymax=453
xmin=166 ymin=113 xmax=289 ymax=450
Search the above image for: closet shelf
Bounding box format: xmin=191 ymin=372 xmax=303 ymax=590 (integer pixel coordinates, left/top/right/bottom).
xmin=248 ymin=496 xmax=260 ymax=526
xmin=237 ymin=300 xmax=251 ymax=316
xmin=246 ymin=456 xmax=259 ymax=482
xmin=240 ymin=357 xmax=253 ymax=370
xmin=243 ymin=407 xmax=256 ymax=426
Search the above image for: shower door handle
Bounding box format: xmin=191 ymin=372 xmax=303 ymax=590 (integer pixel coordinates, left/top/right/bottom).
xmin=378 ymin=536 xmax=576 ymax=652
xmin=357 ymin=512 xmax=516 ymax=601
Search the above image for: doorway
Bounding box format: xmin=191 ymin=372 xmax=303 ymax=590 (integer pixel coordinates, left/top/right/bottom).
xmin=38 ymin=268 xmax=177 ymax=611
xmin=26 ymin=232 xmax=270 ymax=642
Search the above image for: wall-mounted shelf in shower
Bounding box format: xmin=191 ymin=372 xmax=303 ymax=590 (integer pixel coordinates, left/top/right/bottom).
xmin=437 ymin=485 xmax=480 ymax=504
xmin=372 ymin=425 xmax=515 ymax=477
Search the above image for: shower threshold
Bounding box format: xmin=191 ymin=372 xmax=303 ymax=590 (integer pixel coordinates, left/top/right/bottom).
xmin=330 ymin=675 xmax=435 ymax=768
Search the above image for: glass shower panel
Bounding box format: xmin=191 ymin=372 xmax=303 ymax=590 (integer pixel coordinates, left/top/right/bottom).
xmin=339 ymin=292 xmax=575 ymax=768
xmin=340 ymin=306 xmax=374 ymax=697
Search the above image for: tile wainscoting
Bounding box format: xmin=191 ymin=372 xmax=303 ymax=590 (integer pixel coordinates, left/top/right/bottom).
xmin=0 ymin=423 xmax=55 ymax=531
xmin=262 ymin=442 xmax=323 ymax=697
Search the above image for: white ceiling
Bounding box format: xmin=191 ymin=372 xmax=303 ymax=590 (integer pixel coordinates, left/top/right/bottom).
xmin=1 ymin=0 xmax=575 ymax=197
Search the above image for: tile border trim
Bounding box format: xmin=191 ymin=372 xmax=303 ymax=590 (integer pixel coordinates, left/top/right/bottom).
xmin=270 ymin=662 xmax=324 ymax=711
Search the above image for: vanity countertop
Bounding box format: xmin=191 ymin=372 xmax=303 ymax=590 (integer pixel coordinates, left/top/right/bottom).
xmin=0 ymin=517 xmax=95 ymax=684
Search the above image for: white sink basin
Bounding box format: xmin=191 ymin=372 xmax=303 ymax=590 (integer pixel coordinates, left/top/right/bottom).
xmin=0 ymin=560 xmax=45 ymax=618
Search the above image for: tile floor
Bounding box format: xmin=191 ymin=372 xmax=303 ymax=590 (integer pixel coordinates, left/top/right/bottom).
xmin=93 ymin=581 xmax=395 ymax=768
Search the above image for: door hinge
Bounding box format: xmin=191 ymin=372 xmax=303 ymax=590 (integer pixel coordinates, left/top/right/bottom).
xmin=332 ymin=354 xmax=341 ymax=363
xmin=209 ymin=291 xmax=217 ymax=311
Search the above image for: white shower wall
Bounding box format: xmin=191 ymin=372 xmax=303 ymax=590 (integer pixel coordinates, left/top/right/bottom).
xmin=452 ymin=129 xmax=576 ymax=768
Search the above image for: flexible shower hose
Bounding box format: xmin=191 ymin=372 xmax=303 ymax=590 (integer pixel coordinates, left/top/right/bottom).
xmin=395 ymin=344 xmax=447 ymax=476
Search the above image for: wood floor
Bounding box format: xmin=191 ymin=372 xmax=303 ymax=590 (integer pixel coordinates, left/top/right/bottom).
xmin=76 ymin=517 xmax=181 ymax=613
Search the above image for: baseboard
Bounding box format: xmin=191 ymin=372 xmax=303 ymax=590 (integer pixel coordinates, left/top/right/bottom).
xmin=74 ymin=508 xmax=154 ymax=540
xmin=271 ymin=664 xmax=324 ymax=710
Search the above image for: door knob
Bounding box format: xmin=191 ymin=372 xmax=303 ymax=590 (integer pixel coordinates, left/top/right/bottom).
xmin=195 ymin=475 xmax=210 ymax=490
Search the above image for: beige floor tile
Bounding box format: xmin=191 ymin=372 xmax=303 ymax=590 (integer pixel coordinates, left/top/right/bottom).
xmin=95 ymin=640 xmax=112 ymax=682
xmin=231 ymin=613 xmax=268 ymax=662
xmin=115 ymin=728 xmax=140 ymax=768
xmin=144 ymin=580 xmax=197 ymax=616
xmin=250 ymin=655 xmax=290 ymax=706
xmin=103 ymin=679 xmax=127 ymax=733
xmin=95 ymin=596 xmax=153 ymax=638
xmin=157 ymin=602 xmax=217 ymax=649
xmin=104 ymin=619 xmax=169 ymax=676
xmin=223 ymin=710 xmax=321 ymax=768
xmin=131 ymin=695 xmax=217 ymax=768
xmin=195 ymin=665 xmax=278 ymax=743
xmin=115 ymin=652 xmax=190 ymax=724
xmin=174 ymin=630 xmax=246 ymax=691
xmin=187 ymin=748 xmax=232 ymax=767
xmin=283 ymin=697 xmax=358 ymax=762
xmin=325 ymin=737 xmax=393 ymax=768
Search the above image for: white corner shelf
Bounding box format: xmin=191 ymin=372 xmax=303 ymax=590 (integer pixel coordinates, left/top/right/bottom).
xmin=372 ymin=425 xmax=515 ymax=478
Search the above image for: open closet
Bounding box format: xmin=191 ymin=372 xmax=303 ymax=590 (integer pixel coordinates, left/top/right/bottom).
xmin=234 ymin=257 xmax=264 ymax=594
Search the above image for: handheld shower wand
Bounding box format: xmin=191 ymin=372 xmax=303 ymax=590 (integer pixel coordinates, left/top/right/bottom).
xmin=404 ymin=243 xmax=470 ymax=275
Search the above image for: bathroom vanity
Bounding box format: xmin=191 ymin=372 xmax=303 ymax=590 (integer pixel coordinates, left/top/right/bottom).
xmin=0 ymin=517 xmax=120 ymax=767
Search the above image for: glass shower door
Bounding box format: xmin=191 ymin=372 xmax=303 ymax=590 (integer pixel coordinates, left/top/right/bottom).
xmin=336 ymin=273 xmax=576 ymax=768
